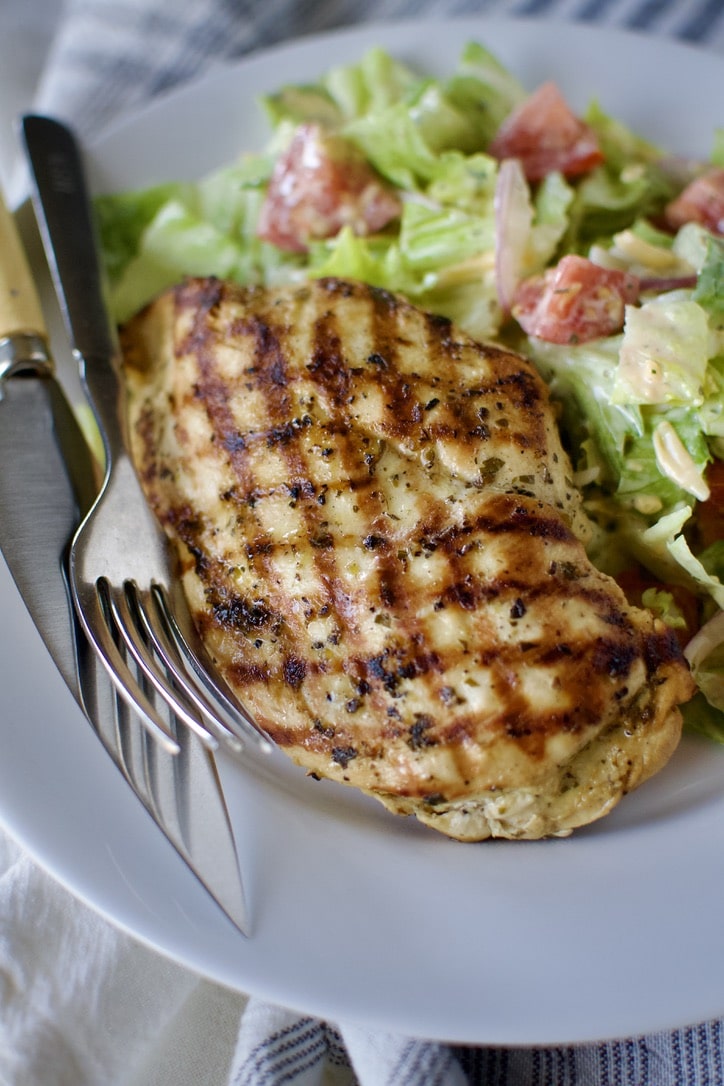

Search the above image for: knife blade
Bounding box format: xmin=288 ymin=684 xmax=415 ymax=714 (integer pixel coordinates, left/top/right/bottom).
xmin=0 ymin=186 xmax=96 ymax=692
xmin=0 ymin=186 xmax=249 ymax=934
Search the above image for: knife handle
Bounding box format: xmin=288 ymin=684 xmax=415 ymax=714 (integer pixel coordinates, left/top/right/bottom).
xmin=0 ymin=190 xmax=48 ymax=341
xmin=0 ymin=190 xmax=53 ymax=379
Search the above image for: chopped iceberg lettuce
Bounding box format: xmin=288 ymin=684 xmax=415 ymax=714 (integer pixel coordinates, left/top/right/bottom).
xmin=614 ymin=292 xmax=710 ymax=405
xmin=398 ymin=199 xmax=494 ymax=273
xmin=682 ymin=695 xmax=724 ymax=743
xmin=640 ymin=587 xmax=688 ymax=630
xmin=260 ymin=83 xmax=344 ymax=129
xmin=527 ymin=313 xmax=721 ymax=617
xmin=668 ymin=535 xmax=724 ymax=610
xmin=441 ymin=40 xmax=526 ymax=146
xmin=685 ymin=609 xmax=724 ymax=735
xmin=325 ymin=47 xmax=421 ymax=121
xmin=260 ymin=47 xmax=419 ymax=128
xmin=619 ymin=409 xmax=709 ymax=509
xmin=527 ymin=170 xmax=574 ymax=271
xmin=692 ymin=235 xmax=724 ymax=324
xmin=564 ymin=101 xmax=676 ymax=249
xmin=525 ymin=335 xmax=643 ymax=487
xmin=564 ymin=164 xmax=673 ymax=252
xmin=584 ymin=100 xmax=664 ymax=173
xmin=712 ymin=128 xmax=724 ymax=167
xmin=424 ymin=151 xmax=497 ymax=215
xmin=307 ymin=227 xmax=409 ymax=292
xmin=95 ymin=182 xmax=194 ymax=284
xmin=93 ymin=39 xmax=724 ymax=727
xmin=109 ymin=199 xmax=243 ymax=323
xmin=100 ymin=153 xmax=306 ymax=322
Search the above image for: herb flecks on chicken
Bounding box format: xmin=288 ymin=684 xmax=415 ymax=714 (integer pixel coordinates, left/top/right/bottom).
xmin=121 ymin=276 xmax=694 ymax=840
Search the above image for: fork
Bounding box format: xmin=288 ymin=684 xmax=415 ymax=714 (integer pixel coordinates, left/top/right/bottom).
xmin=74 ymin=604 xmax=251 ymax=934
xmin=22 ymin=114 xmax=271 ymax=758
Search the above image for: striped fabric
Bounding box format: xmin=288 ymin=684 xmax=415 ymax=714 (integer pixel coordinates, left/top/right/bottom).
xmin=25 ymin=2 xmax=724 ymax=1084
xmin=225 ymin=1005 xmax=724 ymax=1085
xmin=34 ymin=0 xmax=724 ymax=143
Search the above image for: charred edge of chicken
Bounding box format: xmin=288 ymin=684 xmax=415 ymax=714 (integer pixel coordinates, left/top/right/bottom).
xmin=120 ymin=276 xmax=696 ymax=840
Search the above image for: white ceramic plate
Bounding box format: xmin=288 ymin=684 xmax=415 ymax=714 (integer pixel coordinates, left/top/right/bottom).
xmin=3 ymin=17 xmax=724 ymax=1047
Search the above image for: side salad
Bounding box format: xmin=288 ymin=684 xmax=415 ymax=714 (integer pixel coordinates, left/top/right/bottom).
xmin=95 ymin=41 xmax=724 ymax=739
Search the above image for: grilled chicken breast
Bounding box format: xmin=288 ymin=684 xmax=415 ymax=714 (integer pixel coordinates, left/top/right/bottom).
xmin=121 ymin=276 xmax=694 ymax=840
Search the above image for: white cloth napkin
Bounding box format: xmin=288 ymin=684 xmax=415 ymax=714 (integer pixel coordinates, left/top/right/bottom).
xmin=2 ymin=1 xmax=724 ymax=1083
xmin=5 ymin=811 xmax=724 ymax=1086
xmin=0 ymin=825 xmax=465 ymax=1085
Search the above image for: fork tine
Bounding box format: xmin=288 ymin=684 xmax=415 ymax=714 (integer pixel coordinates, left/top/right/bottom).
xmin=104 ymin=579 xmax=222 ymax=752
xmin=81 ymin=579 xmax=181 ymax=753
xmin=72 ymin=595 xmax=251 ymax=934
xmin=131 ymin=589 xmax=243 ymax=753
xmin=116 ymin=685 xmax=160 ymax=807
xmin=139 ymin=709 xmax=188 ymax=847
xmin=150 ymin=585 xmax=273 ymax=754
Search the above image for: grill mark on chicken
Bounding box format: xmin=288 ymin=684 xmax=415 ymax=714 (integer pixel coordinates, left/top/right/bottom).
xmin=121 ymin=276 xmax=696 ymax=840
xmin=231 ymin=312 xmax=351 ymax=694
xmin=227 ymin=302 xmax=402 ymax=725
xmin=181 ymin=283 xmax=253 ymax=489
xmin=440 ymin=564 xmax=635 ymax=629
xmin=305 ymin=313 xmax=378 ymax=653
xmin=178 ymin=294 xmax=293 ymax=658
xmin=310 ymin=301 xmax=447 ymax=729
xmin=362 ymin=296 xmax=451 ymax=727
xmin=643 ymin=626 xmax=687 ymax=674
xmin=190 ymin=350 xmax=282 ymax=637
xmin=364 ymin=294 xmax=501 ymax=738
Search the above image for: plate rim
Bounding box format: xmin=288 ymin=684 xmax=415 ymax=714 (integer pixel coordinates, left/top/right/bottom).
xmin=4 ymin=15 xmax=724 ymax=1047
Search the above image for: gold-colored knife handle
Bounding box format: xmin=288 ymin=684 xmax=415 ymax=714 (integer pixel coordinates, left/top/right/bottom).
xmin=0 ymin=189 xmax=46 ymax=335
xmin=0 ymin=190 xmax=52 ymax=378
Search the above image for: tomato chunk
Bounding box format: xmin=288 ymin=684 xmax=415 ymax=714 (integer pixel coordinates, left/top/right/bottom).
xmin=664 ymin=167 xmax=724 ymax=236
xmin=257 ymin=123 xmax=401 ymax=252
xmin=488 ymin=82 xmax=604 ymax=182
xmin=511 ymin=254 xmax=640 ymax=344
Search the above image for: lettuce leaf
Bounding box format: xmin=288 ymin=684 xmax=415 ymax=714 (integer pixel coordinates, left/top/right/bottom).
xmin=614 ymin=293 xmax=711 ymax=406
xmin=108 ymin=199 xmax=243 ymax=322
xmin=307 ymin=227 xmax=408 ymax=292
xmin=560 ymin=102 xmax=676 ymax=250
xmin=692 ymin=235 xmax=724 ymax=326
xmin=685 ymin=609 xmax=724 ymax=721
xmin=95 ymin=182 xmax=193 ymax=284
xmin=617 ymin=408 xmax=708 ymax=511
xmin=442 ymin=40 xmax=526 ymax=147
xmin=526 ymin=335 xmax=643 ymax=487
xmin=682 ymin=694 xmax=724 ymax=743
xmin=325 ymin=47 xmax=421 ymax=121
xmin=712 ymin=128 xmax=724 ymax=167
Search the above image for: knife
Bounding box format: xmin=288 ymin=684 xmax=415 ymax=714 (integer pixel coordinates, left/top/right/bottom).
xmin=0 ymin=185 xmax=249 ymax=934
xmin=0 ymin=188 xmax=96 ymax=691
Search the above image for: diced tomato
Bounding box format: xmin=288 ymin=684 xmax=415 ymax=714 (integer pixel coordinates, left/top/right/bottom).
xmin=696 ymin=459 xmax=724 ymax=550
xmin=511 ymin=254 xmax=640 ymax=345
xmin=615 ymin=566 xmax=701 ymax=647
xmin=256 ymin=123 xmax=401 ymax=252
xmin=487 ymin=82 xmax=604 ymax=183
xmin=664 ymin=168 xmax=724 ymax=236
